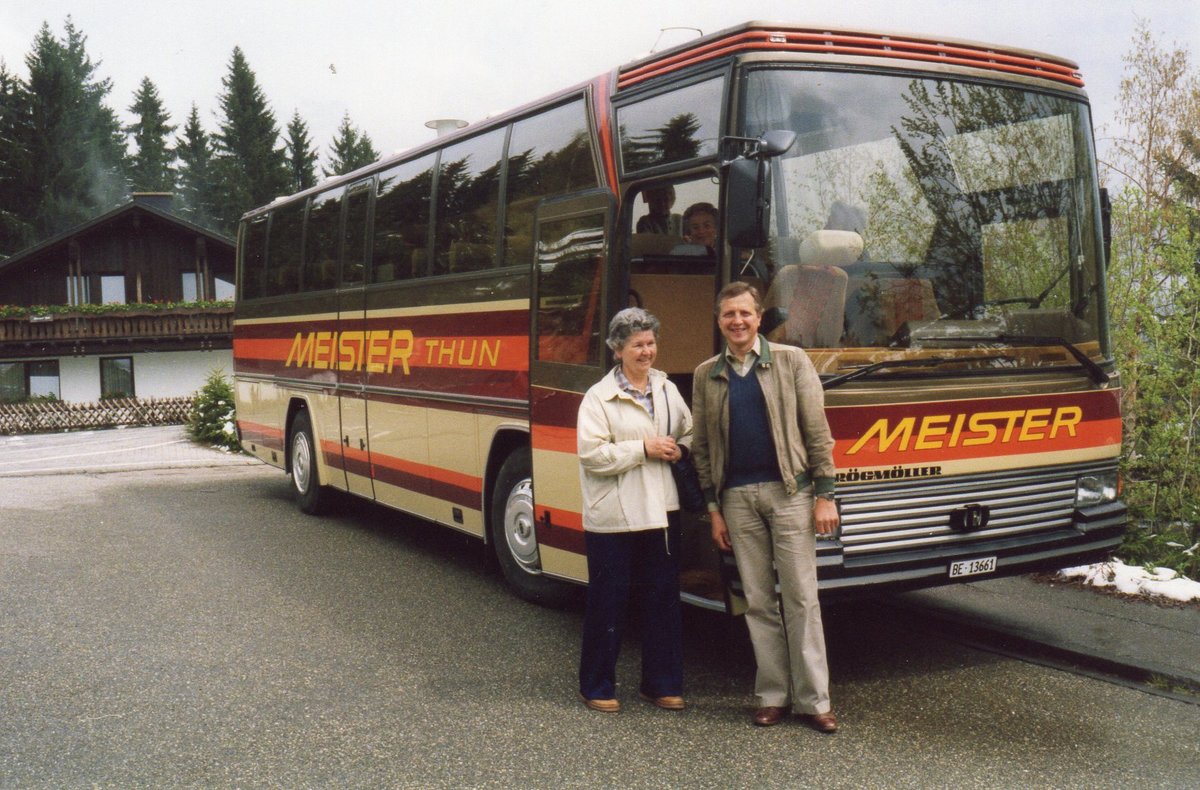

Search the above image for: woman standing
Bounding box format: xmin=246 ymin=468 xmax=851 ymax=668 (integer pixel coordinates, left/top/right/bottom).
xmin=576 ymin=308 xmax=693 ymax=713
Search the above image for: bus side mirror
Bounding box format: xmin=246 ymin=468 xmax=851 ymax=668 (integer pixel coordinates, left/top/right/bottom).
xmin=725 ymin=130 xmax=796 ymax=248
xmin=726 ymin=158 xmax=770 ymax=248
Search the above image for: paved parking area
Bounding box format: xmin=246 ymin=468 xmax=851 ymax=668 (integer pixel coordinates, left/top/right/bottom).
xmin=0 ymin=425 xmax=259 ymax=477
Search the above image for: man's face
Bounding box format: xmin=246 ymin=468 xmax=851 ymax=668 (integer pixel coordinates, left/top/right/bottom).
xmin=717 ymin=292 xmax=761 ymax=353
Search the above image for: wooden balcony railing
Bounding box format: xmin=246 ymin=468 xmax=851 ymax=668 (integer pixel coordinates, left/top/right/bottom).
xmin=0 ymin=305 xmax=233 ymax=344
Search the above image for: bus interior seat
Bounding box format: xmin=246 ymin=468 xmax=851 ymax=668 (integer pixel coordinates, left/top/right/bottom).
xmin=449 ymin=242 xmax=493 ymax=272
xmin=630 ymin=232 xmax=684 ymax=260
xmin=763 ymin=230 xmax=862 ymax=348
xmin=411 ymin=248 xmax=428 ymax=278
xmin=374 ymin=263 xmax=395 ymax=283
xmin=627 ymin=272 xmax=712 ymax=373
xmin=846 ymin=276 xmax=940 ymax=346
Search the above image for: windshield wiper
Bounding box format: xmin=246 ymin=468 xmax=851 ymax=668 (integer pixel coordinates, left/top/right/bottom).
xmin=940 ymin=334 xmax=1110 ymax=387
xmin=822 ymin=355 xmax=1005 ymax=390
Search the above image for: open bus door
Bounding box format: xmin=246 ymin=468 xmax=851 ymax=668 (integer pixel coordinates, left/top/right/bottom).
xmin=524 ymin=190 xmax=615 ymax=591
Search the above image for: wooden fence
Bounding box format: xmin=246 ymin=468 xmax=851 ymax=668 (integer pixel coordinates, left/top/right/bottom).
xmin=0 ymin=396 xmax=194 ymax=435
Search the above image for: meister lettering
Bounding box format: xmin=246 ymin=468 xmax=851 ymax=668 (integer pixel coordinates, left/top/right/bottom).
xmin=847 ymin=406 xmax=1084 ymax=455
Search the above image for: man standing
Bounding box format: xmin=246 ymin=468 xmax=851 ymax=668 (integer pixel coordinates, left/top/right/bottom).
xmin=691 ymin=281 xmax=840 ymax=733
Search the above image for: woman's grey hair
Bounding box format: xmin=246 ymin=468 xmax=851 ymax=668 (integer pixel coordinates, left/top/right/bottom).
xmin=606 ymin=307 xmax=660 ymax=357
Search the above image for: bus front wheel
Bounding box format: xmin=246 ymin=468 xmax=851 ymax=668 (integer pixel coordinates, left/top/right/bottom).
xmin=290 ymin=410 xmax=330 ymax=515
xmin=490 ymin=448 xmax=576 ymax=607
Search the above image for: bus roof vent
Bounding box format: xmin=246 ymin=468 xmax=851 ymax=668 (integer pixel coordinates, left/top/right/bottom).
xmin=425 ymin=119 xmax=468 ymax=138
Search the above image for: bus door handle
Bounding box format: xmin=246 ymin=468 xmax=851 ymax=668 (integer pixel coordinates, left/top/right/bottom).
xmin=359 ymin=438 xmax=366 ymax=451
xmin=343 ymin=435 xmax=350 ymax=446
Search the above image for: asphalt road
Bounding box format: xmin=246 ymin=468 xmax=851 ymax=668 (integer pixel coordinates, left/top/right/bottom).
xmin=1 ymin=464 xmax=1198 ymax=789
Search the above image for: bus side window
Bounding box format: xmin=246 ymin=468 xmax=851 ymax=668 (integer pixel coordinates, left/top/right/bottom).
xmin=341 ymin=184 xmax=371 ymax=286
xmin=433 ymin=128 xmax=505 ymax=275
xmin=373 ymin=154 xmax=436 ymax=282
xmin=536 ymin=213 xmax=605 ymax=366
xmin=265 ymin=201 xmax=304 ymax=296
xmin=304 ymin=190 xmax=341 ymax=291
xmin=239 ymin=216 xmax=268 ymax=300
xmin=504 ymin=99 xmax=598 ymax=268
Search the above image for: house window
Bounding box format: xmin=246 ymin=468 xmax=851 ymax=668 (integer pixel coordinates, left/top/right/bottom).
xmin=213 ymin=276 xmax=235 ymax=300
xmin=0 ymin=360 xmax=60 ymax=402
xmin=100 ymin=274 xmax=127 ymax=305
xmin=182 ymin=271 xmax=202 ymax=302
xmin=0 ymin=363 xmax=22 ymax=402
xmin=100 ymin=357 xmax=134 ymax=399
xmin=67 ymin=275 xmax=91 ymax=306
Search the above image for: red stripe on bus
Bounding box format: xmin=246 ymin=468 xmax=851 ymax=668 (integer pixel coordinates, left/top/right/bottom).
xmin=593 ymin=74 xmax=619 ymax=188
xmin=537 ymin=507 xmax=586 ymax=554
xmin=238 ymin=420 xmax=285 ymax=451
xmin=618 ymin=30 xmax=1082 ymax=90
xmin=234 ymin=310 xmax=530 ymax=338
xmin=530 ymin=386 xmax=583 ymax=428
xmin=321 ymin=440 xmax=483 ymax=509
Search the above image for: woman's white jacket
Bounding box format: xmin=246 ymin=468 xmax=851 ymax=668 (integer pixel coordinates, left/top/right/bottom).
xmin=576 ymin=367 xmax=693 ymax=533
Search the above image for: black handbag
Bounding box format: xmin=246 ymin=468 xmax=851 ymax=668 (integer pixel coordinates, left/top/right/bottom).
xmin=665 ymin=397 xmax=706 ymax=513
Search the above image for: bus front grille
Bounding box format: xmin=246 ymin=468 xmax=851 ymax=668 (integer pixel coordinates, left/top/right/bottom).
xmin=835 ymin=465 xmax=1099 ymax=556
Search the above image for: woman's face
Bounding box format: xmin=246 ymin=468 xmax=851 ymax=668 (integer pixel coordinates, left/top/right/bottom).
xmin=617 ymin=329 xmax=657 ymax=379
xmin=686 ymin=211 xmax=717 ymax=248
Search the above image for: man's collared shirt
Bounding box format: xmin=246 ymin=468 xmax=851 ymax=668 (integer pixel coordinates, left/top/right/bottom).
xmin=723 ymin=335 xmax=765 ymax=377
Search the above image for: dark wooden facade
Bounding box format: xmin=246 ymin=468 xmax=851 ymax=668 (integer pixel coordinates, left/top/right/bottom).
xmin=0 ymin=194 xmax=235 ymax=307
xmin=0 ymin=195 xmax=236 ymax=361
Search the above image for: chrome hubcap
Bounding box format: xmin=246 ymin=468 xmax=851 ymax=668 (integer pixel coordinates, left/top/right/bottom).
xmin=503 ymin=478 xmax=540 ymax=574
xmin=292 ymin=431 xmax=312 ymax=494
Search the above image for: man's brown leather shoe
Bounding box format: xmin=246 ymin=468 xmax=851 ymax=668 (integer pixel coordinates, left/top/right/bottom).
xmin=753 ymin=706 xmax=788 ymax=726
xmin=804 ymin=711 xmax=838 ymax=733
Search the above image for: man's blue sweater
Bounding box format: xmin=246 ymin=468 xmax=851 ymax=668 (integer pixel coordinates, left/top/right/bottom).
xmin=725 ymin=364 xmax=783 ymax=489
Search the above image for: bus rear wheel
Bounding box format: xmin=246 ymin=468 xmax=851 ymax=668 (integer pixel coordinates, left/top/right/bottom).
xmin=290 ymin=410 xmax=330 ymax=515
xmin=490 ymin=448 xmax=576 ymax=607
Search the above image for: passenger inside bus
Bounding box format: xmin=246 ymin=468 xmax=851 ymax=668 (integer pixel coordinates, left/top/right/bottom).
xmin=635 ymin=185 xmax=682 ymax=236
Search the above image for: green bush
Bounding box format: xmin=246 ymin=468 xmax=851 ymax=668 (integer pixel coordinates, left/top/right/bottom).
xmin=186 ymin=369 xmax=242 ymax=452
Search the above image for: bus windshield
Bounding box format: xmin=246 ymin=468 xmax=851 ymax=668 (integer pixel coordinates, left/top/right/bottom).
xmin=739 ymin=68 xmax=1104 ymax=369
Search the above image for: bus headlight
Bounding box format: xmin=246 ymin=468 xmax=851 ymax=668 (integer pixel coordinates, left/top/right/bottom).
xmin=1075 ymin=471 xmax=1118 ymax=507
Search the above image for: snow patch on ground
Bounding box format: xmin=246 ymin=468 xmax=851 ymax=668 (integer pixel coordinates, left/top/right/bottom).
xmin=1058 ymin=560 xmax=1200 ymax=603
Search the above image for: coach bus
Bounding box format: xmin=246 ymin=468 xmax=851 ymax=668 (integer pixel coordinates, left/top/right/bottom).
xmin=233 ymin=22 xmax=1126 ymax=610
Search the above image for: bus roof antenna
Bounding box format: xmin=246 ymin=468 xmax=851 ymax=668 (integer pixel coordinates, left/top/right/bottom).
xmin=651 ymin=27 xmax=702 ymax=52
xmin=426 ymin=119 xmax=468 ymax=138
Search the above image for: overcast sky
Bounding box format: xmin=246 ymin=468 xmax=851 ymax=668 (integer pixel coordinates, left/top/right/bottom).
xmin=2 ymin=1 xmax=1197 ymax=167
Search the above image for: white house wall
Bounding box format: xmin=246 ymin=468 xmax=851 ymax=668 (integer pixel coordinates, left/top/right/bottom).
xmin=56 ymin=349 xmax=233 ymax=402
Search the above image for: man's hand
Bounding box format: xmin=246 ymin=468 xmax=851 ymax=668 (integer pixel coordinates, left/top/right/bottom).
xmin=814 ymin=497 xmax=839 ymax=536
xmin=710 ymin=510 xmax=732 ymax=552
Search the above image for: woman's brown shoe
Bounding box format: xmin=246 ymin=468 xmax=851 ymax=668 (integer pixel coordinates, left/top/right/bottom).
xmin=579 ymin=693 xmax=620 ymax=713
xmin=639 ymin=692 xmax=686 ymax=710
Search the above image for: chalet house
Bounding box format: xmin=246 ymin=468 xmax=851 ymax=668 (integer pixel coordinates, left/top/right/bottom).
xmin=0 ymin=194 xmax=235 ymax=404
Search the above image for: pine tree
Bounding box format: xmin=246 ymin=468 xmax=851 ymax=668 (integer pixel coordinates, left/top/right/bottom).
xmin=12 ymin=19 xmax=128 ymax=246
xmin=126 ymin=77 xmax=176 ymax=193
xmin=284 ymin=110 xmax=319 ymax=192
xmin=211 ymin=46 xmax=289 ymax=233
xmin=175 ymin=104 xmax=218 ymax=229
xmin=325 ymin=112 xmax=379 ymax=177
xmin=0 ymin=61 xmax=35 ymax=256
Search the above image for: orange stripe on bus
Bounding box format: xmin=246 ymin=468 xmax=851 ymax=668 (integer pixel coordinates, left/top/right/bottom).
xmin=321 ymin=439 xmax=483 ymax=493
xmin=541 ymin=505 xmax=583 ymax=531
xmin=532 ymin=424 xmax=577 ymax=454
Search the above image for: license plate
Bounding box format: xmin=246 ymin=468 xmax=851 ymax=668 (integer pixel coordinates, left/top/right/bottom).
xmin=949 ymin=556 xmax=996 ymax=578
